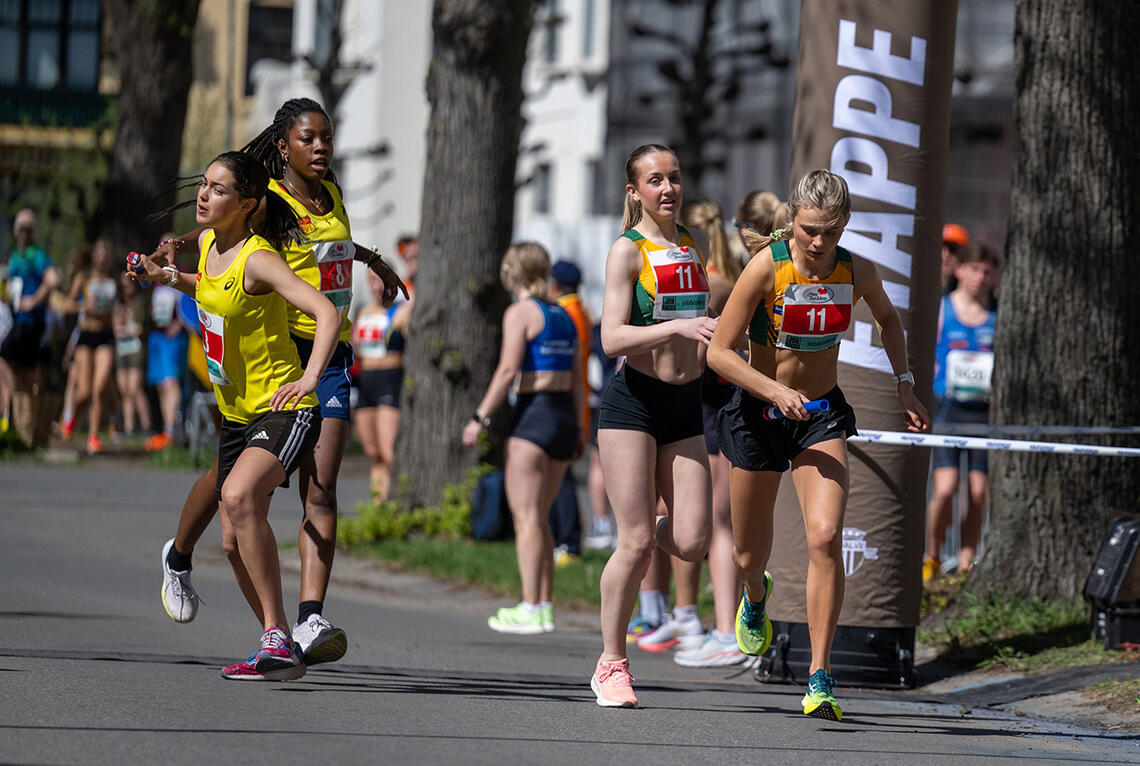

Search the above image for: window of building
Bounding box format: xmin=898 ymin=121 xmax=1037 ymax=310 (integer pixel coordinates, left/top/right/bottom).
xmin=533 ymin=162 xmax=552 ymax=214
xmin=245 ymin=3 xmax=293 ymax=95
xmin=0 ymin=0 xmax=100 ymax=90
xmin=539 ymin=0 xmax=559 ymax=65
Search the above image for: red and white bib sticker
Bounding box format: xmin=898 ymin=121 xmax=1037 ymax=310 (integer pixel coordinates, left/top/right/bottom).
xmin=197 ymin=306 xmax=233 ymax=386
xmin=648 ymin=246 xmax=709 ymax=320
xmin=354 ymin=310 xmax=391 ymax=360
xmin=312 ymin=241 xmax=354 ymax=316
xmin=946 ymin=349 xmax=993 ymax=402
xmin=776 ymin=283 xmax=853 ymax=351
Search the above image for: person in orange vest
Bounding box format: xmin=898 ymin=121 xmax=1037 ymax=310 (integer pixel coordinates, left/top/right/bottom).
xmin=547 ymin=260 xmax=591 ymax=565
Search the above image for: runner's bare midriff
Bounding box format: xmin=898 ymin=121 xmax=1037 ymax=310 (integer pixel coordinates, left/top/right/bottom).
xmin=359 ymin=352 xmax=402 ymax=372
xmin=749 ymin=341 xmax=840 ymax=400
xmin=626 ymin=334 xmax=703 ymax=385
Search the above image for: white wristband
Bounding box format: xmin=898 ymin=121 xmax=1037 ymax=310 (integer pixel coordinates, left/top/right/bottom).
xmin=161 ymin=265 xmax=179 ymax=286
xmin=891 ymin=370 xmax=915 ymax=385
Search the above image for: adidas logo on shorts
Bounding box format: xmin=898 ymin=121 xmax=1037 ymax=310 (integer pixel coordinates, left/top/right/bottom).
xmin=325 ymin=395 xmax=343 ymax=409
xmin=251 ymin=430 xmax=270 ymax=440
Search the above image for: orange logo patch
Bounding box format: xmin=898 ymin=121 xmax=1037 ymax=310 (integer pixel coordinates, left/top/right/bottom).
xmin=298 ymin=215 xmax=316 ymax=234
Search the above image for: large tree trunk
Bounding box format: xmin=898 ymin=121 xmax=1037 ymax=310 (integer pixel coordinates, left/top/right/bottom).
xmin=394 ymin=0 xmax=536 ymax=507
xmin=97 ymin=0 xmax=200 ymax=251
xmin=971 ymin=1 xmax=1140 ymax=602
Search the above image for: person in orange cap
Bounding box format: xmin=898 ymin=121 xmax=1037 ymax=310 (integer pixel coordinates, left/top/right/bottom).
xmin=941 ymin=223 xmax=970 ymax=293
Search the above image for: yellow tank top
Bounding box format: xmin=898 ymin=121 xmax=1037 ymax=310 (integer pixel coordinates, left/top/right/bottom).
xmin=623 ymin=225 xmax=710 ymax=326
xmin=195 ymin=230 xmax=318 ymax=423
xmin=749 ymin=239 xmax=855 ymax=351
xmin=269 ymin=177 xmax=354 ymax=341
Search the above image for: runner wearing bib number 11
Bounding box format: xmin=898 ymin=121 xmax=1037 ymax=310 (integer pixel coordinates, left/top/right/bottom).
xmin=131 ymin=151 xmax=341 ymax=681
xmin=590 ymin=145 xmax=716 ymax=709
xmin=149 ymin=99 xmax=406 ymax=668
xmin=708 ymin=170 xmax=930 ymax=721
xmin=924 ymin=242 xmax=999 ymax=582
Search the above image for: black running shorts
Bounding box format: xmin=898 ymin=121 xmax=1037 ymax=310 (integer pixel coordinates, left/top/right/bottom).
xmin=216 ymin=406 xmax=322 ymax=492
xmin=597 ymin=365 xmax=703 ymax=446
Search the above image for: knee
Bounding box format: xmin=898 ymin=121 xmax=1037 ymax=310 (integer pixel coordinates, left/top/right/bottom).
xmin=806 ymin=522 xmax=841 ymax=558
xmin=220 ymin=488 xmax=255 ymax=526
xmin=305 ymin=485 xmax=338 ymax=517
xmin=674 ymin=534 xmax=710 ymax=563
xmin=734 ymin=546 xmax=766 ymax=576
xmin=617 ymin=528 xmax=655 ymax=565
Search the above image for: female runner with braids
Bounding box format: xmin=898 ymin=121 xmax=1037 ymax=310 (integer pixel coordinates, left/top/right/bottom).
xmin=153 ymin=99 xmax=406 ymax=667
xmin=131 ymin=151 xmax=340 ymax=680
xmin=707 ymin=169 xmax=929 ymax=720
xmin=590 ymin=144 xmax=715 ymax=708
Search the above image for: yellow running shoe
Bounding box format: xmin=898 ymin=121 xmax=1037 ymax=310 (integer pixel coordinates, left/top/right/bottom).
xmin=802 ymin=668 xmax=843 ymax=721
xmin=734 ymin=571 xmax=773 ymax=655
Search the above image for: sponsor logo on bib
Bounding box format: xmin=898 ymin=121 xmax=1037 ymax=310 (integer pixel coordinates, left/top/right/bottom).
xmin=842 ymin=527 xmax=879 ymax=577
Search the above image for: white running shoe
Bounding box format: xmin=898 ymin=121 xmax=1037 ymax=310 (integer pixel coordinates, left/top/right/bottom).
xmin=636 ymin=614 xmax=704 ymax=653
xmin=584 ymin=516 xmax=615 ymax=550
xmin=292 ymin=613 xmax=348 ymax=666
xmin=160 ymin=538 xmax=199 ymax=623
xmin=674 ymin=630 xmax=750 ymax=668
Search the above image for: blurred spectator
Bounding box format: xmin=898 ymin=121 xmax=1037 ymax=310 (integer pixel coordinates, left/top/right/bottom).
xmin=731 ymin=190 xmax=784 ymax=266
xmin=941 ymin=223 xmax=970 ymax=294
xmin=114 ymin=272 xmax=151 ymax=440
xmin=924 ymin=241 xmax=1000 ymax=582
xmin=145 ymin=234 xmax=189 ymax=451
xmin=1 ymin=209 xmax=61 ymax=446
xmin=397 ymin=235 xmax=419 ymax=299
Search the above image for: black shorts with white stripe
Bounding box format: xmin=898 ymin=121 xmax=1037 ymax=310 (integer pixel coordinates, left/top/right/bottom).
xmin=216 ymin=406 xmax=322 ymax=493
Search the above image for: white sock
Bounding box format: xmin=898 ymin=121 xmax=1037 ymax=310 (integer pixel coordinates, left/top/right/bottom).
xmin=674 ymin=604 xmax=698 ymax=623
xmin=538 ymin=601 xmax=552 ymax=610
xmin=712 ymin=629 xmax=735 ymax=643
xmin=521 ymin=601 xmax=542 ymax=612
xmin=639 ymin=590 xmax=665 ymax=624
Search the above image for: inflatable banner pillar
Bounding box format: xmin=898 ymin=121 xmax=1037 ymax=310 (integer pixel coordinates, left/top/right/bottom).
xmin=768 ymin=0 xmax=958 ymax=629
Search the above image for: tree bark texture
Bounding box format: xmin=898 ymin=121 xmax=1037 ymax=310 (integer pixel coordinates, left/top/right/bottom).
xmin=98 ymin=0 xmax=200 ymax=251
xmin=394 ymin=0 xmax=536 ymax=507
xmin=973 ymin=0 xmax=1140 ymax=602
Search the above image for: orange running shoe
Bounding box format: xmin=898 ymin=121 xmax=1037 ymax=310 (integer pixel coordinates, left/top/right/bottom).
xmin=61 ymin=418 xmax=75 ymax=440
xmin=146 ymin=432 xmax=172 ymax=452
xmin=86 ymin=433 xmax=103 ymax=454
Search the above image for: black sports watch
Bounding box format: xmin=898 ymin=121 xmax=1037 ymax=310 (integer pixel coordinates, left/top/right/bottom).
xmin=472 ymin=410 xmax=491 ymax=428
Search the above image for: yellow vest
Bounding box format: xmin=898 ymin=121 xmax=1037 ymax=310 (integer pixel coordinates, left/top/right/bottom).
xmin=195 ymin=230 xmax=317 ymax=423
xmin=269 ymin=177 xmax=354 ymax=341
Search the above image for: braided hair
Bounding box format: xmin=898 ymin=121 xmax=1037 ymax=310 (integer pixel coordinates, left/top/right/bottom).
xmin=239 ymin=98 xmax=339 ymax=185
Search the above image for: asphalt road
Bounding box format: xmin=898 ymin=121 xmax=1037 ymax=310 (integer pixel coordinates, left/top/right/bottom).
xmin=1 ymin=462 xmax=1137 ymax=765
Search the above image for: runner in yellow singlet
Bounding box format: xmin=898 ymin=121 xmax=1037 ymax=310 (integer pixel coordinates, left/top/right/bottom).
xmin=150 ymin=99 xmax=405 ymax=668
xmin=132 ymin=151 xmax=340 ymax=682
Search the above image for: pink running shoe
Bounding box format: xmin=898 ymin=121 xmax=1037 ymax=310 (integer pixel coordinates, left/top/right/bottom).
xmin=591 ymin=657 xmax=638 ymax=708
xmin=221 ymin=627 xmax=306 ymax=681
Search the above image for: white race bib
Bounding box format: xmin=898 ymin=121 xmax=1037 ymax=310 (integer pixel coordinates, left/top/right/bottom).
xmin=197 ymin=307 xmax=233 ymax=386
xmin=312 ymin=241 xmax=354 ymax=317
xmin=776 ymin=282 xmax=854 ymax=351
xmin=946 ymin=349 xmax=993 ymax=402
xmin=648 ymin=246 xmax=709 ymax=320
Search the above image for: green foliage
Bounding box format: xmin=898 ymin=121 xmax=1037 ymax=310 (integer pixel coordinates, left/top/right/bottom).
xmin=338 ymin=465 xmax=491 ymax=545
xmin=918 ymin=590 xmax=1121 ymax=671
xmin=145 ymin=446 xmax=216 ymax=470
xmin=0 ymin=426 xmax=36 ymax=460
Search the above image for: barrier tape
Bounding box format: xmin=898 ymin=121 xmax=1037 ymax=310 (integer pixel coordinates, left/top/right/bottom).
xmin=935 ymin=424 xmax=1140 ymax=437
xmin=850 ymin=430 xmax=1140 ymax=458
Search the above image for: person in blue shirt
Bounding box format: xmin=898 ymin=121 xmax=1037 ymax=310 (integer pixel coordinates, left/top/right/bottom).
xmin=2 ymin=209 xmax=60 ymax=442
xmin=923 ymin=241 xmax=1000 ymax=582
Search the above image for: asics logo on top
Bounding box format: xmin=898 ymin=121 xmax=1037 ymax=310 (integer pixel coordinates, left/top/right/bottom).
xmin=251 ymin=430 xmax=270 ymax=441
xmin=224 ymin=275 xmax=236 ymax=290
xmin=325 ymin=395 xmax=343 ymax=409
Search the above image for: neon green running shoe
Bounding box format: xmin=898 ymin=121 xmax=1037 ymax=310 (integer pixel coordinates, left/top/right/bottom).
xmin=802 ymin=668 xmax=843 ymax=721
xmin=734 ymin=571 xmax=773 ymax=655
xmin=487 ymin=602 xmax=546 ymax=635
xmin=541 ymin=603 xmax=555 ymax=633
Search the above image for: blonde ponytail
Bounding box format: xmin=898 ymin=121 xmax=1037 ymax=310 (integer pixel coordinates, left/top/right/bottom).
xmin=621 ymin=191 xmax=643 ymax=233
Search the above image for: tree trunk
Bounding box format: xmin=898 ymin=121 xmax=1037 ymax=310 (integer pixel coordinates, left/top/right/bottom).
xmin=393 ymin=0 xmax=536 ymax=507
xmin=97 ymin=0 xmax=200 ymax=251
xmin=971 ymin=0 xmax=1140 ymax=602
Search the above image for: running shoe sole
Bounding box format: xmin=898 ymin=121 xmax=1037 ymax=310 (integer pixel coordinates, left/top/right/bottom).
xmin=590 ymin=674 xmax=637 ymax=708
xmin=674 ymin=650 xmax=748 ymax=668
xmin=637 ymin=637 xmax=680 ymax=653
xmin=302 ymin=628 xmax=348 ymax=666
xmin=735 ymin=571 xmax=773 ymax=656
xmin=221 ymin=663 xmax=307 ymax=681
xmin=802 ymin=694 xmax=843 ymax=721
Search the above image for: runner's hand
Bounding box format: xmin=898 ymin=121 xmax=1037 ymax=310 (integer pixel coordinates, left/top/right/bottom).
xmin=674 ymin=316 xmax=717 ymax=344
xmin=148 ymin=240 xmax=176 ymax=267
xmin=271 ymin=375 xmax=317 ymax=411
xmin=771 ymin=386 xmax=811 ymax=421
xmin=367 ymin=257 xmax=409 ymax=307
xmin=899 ymin=386 xmax=930 ymax=432
xmin=126 ymin=252 xmax=166 ymax=284
xmin=461 ymin=420 xmax=483 ymax=449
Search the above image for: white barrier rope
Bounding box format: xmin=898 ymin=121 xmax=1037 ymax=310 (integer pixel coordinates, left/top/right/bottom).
xmin=935 ymin=424 xmax=1140 ymax=436
xmin=850 ymin=430 xmax=1140 ymax=458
